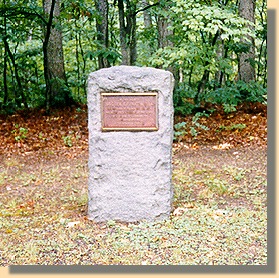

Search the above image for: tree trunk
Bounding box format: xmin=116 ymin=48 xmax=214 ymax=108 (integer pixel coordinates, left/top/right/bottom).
xmin=95 ymin=0 xmax=110 ymax=69
xmin=238 ymin=0 xmax=255 ymax=82
xmin=3 ymin=44 xmax=8 ymax=109
xmin=3 ymin=39 xmax=27 ymax=108
xmin=157 ymin=0 xmax=173 ymax=49
xmin=142 ymin=0 xmax=152 ymax=29
xmin=117 ymin=0 xmax=137 ymax=65
xmin=156 ymin=3 xmax=176 ymax=79
xmin=43 ymin=0 xmax=70 ymax=109
xmin=157 ymin=16 xmax=172 ymax=49
xmin=130 ymin=4 xmax=137 ymax=65
xmin=215 ymin=38 xmax=229 ymax=88
xmin=2 ymin=6 xmax=8 ymax=109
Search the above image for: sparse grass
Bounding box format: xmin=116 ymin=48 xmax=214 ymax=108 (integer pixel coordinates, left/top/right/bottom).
xmin=223 ymin=166 xmax=246 ymax=181
xmin=204 ymin=178 xmax=228 ymax=196
xmin=0 ymin=146 xmax=267 ymax=265
xmin=0 ymin=205 xmax=267 ymax=265
xmin=217 ymin=123 xmax=247 ymax=132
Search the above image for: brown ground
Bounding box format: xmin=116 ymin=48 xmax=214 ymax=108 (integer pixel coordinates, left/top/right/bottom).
xmin=173 ymin=144 xmax=267 ymax=211
xmin=0 ymin=104 xmax=267 ymax=266
xmin=0 ymin=103 xmax=267 ymax=213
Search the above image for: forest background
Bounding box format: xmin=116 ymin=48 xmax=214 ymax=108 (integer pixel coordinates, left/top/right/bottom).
xmin=0 ymin=0 xmax=267 ymax=116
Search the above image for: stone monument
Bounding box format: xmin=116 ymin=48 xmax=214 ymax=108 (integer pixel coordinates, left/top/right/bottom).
xmin=87 ymin=66 xmax=174 ymax=222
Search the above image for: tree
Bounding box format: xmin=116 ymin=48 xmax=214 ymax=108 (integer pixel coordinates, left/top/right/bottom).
xmin=156 ymin=3 xmax=172 ymax=49
xmin=95 ymin=0 xmax=110 ymax=68
xmin=117 ymin=0 xmax=137 ymax=65
xmin=148 ymin=0 xmax=263 ymax=114
xmin=142 ymin=0 xmax=152 ymax=29
xmin=43 ymin=0 xmax=71 ymax=110
xmin=2 ymin=0 xmax=9 ymax=109
xmin=238 ymin=0 xmax=256 ymax=82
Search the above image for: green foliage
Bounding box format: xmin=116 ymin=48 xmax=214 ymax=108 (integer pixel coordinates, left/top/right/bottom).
xmin=173 ymin=82 xmax=198 ymax=115
xmin=84 ymin=48 xmax=121 ymax=65
xmin=204 ymin=179 xmax=228 ymax=196
xmin=217 ymin=123 xmax=246 ymax=133
xmin=11 ymin=124 xmax=28 ymax=141
xmin=174 ymin=0 xmax=253 ymax=41
xmin=222 ymin=104 xmax=237 ymax=113
xmin=173 ymin=121 xmax=187 ymax=142
xmin=237 ymin=81 xmax=267 ymax=103
xmin=0 ymin=0 xmax=267 ymax=113
xmin=148 ymin=0 xmax=266 ymax=115
xmin=62 ymin=135 xmax=73 ymax=147
xmin=150 ymin=0 xmax=254 ymax=70
xmin=200 ymin=81 xmax=267 ymax=113
xmin=223 ymin=166 xmax=246 ymax=181
xmin=173 ymin=112 xmax=210 ymax=142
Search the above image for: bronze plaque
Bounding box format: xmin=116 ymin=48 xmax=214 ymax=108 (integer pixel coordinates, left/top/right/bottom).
xmin=101 ymin=92 xmax=158 ymax=131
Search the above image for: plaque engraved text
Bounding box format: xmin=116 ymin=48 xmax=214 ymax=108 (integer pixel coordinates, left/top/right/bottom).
xmin=101 ymin=93 xmax=158 ymax=131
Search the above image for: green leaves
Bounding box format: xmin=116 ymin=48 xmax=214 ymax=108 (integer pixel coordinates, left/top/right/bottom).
xmin=174 ymin=121 xmax=187 ymax=142
xmin=11 ymin=124 xmax=28 ymax=142
xmin=173 ymin=0 xmax=254 ymax=42
xmin=149 ymin=0 xmax=266 ymax=116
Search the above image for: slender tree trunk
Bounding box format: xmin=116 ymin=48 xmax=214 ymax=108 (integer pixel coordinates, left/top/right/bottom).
xmin=3 ymin=39 xmax=27 ymax=108
xmin=3 ymin=45 xmax=8 ymax=108
xmin=42 ymin=0 xmax=55 ymax=111
xmin=215 ymin=38 xmax=229 ymax=88
xmin=130 ymin=3 xmax=137 ymax=65
xmin=95 ymin=0 xmax=110 ymax=68
xmin=3 ymin=7 xmax=8 ymax=109
xmin=75 ymin=30 xmax=80 ymax=97
xmin=78 ymin=34 xmax=87 ymax=93
xmin=141 ymin=0 xmax=153 ymax=54
xmin=117 ymin=0 xmax=137 ymax=65
xmin=142 ymin=0 xmax=152 ymax=29
xmin=214 ymin=36 xmax=223 ymax=88
xmin=238 ymin=0 xmax=255 ymax=82
xmin=156 ymin=3 xmax=177 ymax=83
xmin=43 ymin=0 xmax=70 ymax=109
xmin=157 ymin=16 xmax=172 ymax=49
xmin=118 ymin=0 xmax=129 ymax=65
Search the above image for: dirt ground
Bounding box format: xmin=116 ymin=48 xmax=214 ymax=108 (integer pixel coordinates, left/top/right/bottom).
xmin=0 ymin=103 xmax=267 ymax=221
xmin=0 ymin=143 xmax=267 ymax=218
xmin=173 ymin=144 xmax=267 ymax=210
xmin=0 ymin=105 xmax=267 ymax=265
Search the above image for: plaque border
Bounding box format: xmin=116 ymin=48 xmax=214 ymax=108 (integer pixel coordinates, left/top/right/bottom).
xmin=101 ymin=92 xmax=159 ymax=131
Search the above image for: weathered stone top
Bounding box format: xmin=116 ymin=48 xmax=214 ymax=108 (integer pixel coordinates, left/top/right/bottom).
xmin=88 ymin=65 xmax=174 ymax=93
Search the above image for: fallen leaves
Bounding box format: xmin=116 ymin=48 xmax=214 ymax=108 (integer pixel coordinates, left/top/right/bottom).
xmin=212 ymin=143 xmax=231 ymax=150
xmin=0 ymin=105 xmax=88 ymax=157
xmin=66 ymin=221 xmax=81 ymax=228
xmin=175 ymin=102 xmax=267 ymax=149
xmin=0 ymin=103 xmax=267 ymax=159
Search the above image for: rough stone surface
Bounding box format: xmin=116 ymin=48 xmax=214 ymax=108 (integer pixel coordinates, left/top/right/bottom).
xmin=87 ymin=66 xmax=174 ymax=222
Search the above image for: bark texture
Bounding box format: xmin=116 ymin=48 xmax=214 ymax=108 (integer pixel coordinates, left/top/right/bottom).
xmin=238 ymin=0 xmax=256 ymax=82
xmin=118 ymin=0 xmax=137 ymax=65
xmin=95 ymin=0 xmax=110 ymax=68
xmin=43 ymin=0 xmax=69 ymax=108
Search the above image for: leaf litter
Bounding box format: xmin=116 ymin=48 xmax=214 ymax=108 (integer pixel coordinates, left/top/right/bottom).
xmin=0 ymin=104 xmax=267 ymax=265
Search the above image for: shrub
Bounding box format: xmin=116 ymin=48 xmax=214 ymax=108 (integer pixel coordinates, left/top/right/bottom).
xmin=202 ymin=81 xmax=266 ymax=112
